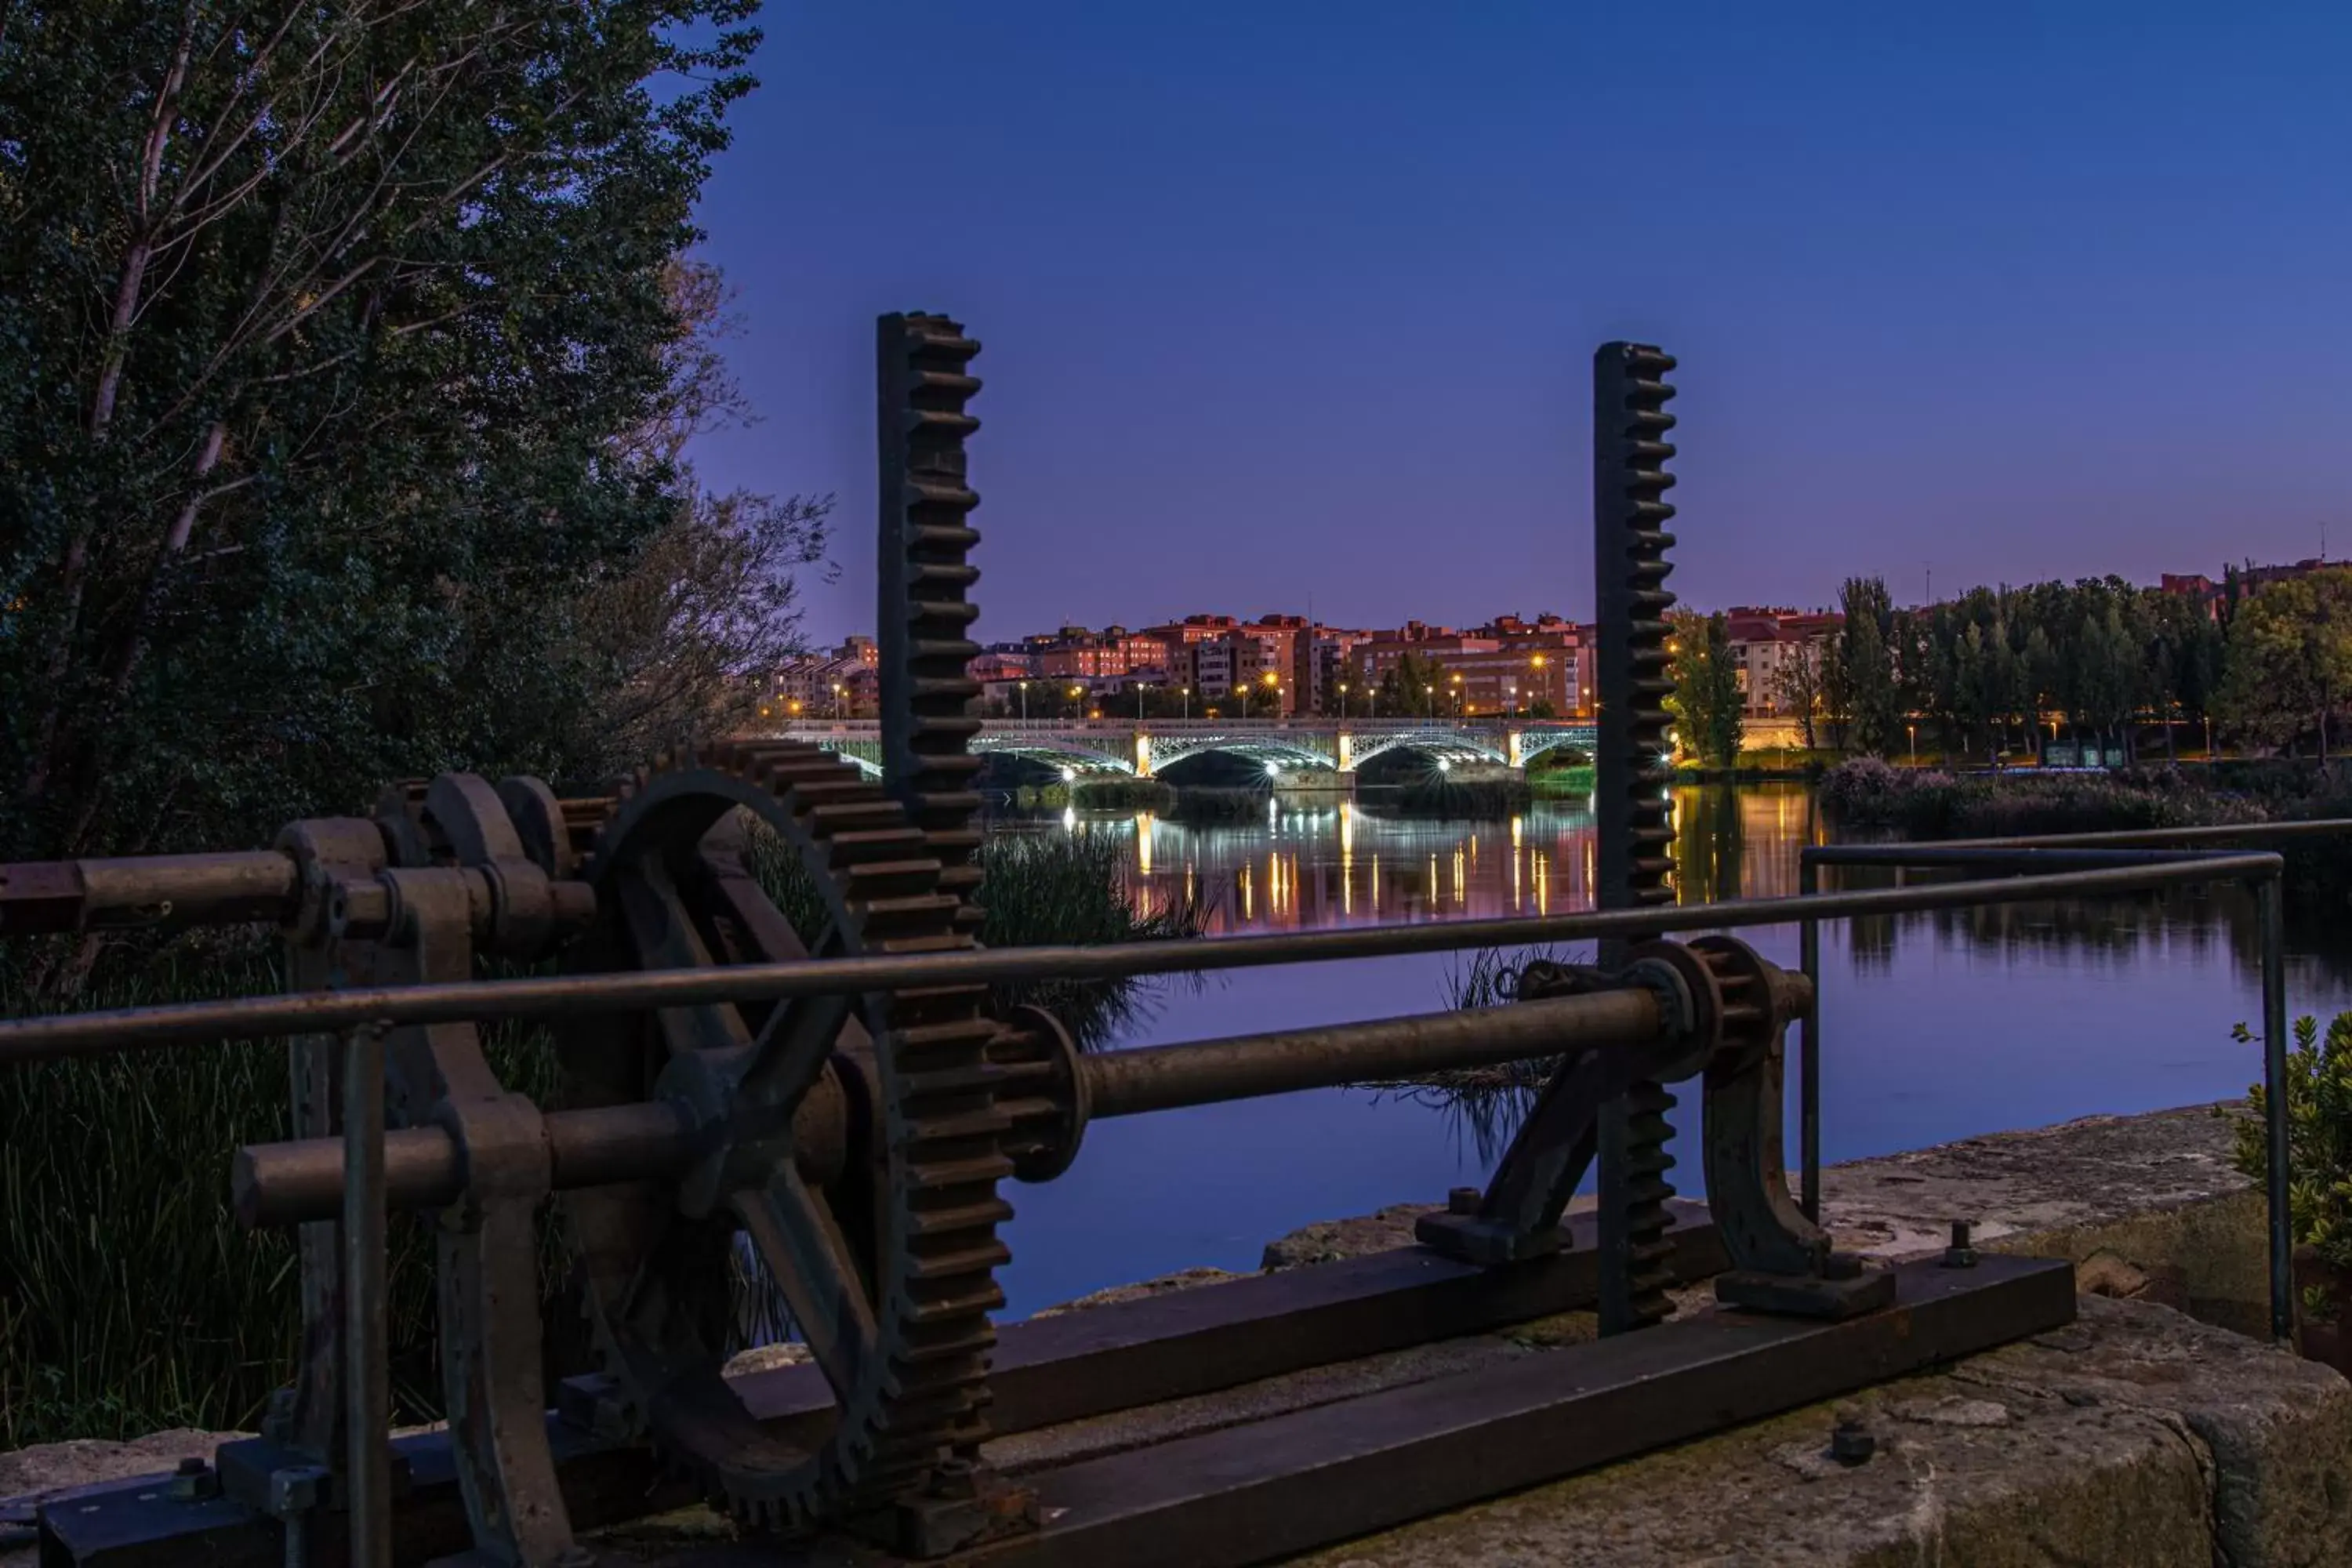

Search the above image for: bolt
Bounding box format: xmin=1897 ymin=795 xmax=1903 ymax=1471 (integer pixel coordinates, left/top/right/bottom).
xmin=1942 ymin=1220 xmax=1978 ymax=1269
xmin=1448 ymin=1186 xmax=1482 ymax=1216
xmin=166 ymin=1456 xmax=219 ymax=1502
xmin=934 ymin=1457 xmax=979 ymax=1500
xmin=1829 ymin=1410 xmax=1875 ymax=1466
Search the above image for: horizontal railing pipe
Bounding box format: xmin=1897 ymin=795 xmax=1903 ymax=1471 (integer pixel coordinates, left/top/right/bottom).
xmin=0 ymin=854 xmax=2283 ymax=1065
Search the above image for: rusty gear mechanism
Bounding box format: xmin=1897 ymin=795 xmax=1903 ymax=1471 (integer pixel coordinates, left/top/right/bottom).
xmin=558 ymin=738 xmax=1011 ymax=1531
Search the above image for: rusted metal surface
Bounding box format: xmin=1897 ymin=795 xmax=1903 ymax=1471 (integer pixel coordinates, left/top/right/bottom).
xmin=951 ymin=1258 xmax=2075 ymax=1568
xmin=1591 ymin=342 xmax=1686 ymax=1336
xmin=236 ymin=985 xmax=1734 ymax=1226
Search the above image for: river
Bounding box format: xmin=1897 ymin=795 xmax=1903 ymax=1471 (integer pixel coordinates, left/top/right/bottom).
xmin=991 ymin=783 xmax=2352 ymax=1316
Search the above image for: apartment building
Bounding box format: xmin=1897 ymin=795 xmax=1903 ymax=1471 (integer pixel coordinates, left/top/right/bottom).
xmin=1720 ymin=608 xmax=1840 ymax=717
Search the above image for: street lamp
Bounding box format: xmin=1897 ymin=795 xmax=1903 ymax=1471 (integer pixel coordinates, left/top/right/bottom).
xmin=1018 ymin=680 xmax=1029 ymax=721
xmin=1450 ymin=672 xmax=1463 ymax=719
xmin=1181 ymin=685 xmax=1191 ymax=721
xmin=1908 ymin=721 xmax=1918 ymax=765
xmin=832 ymin=683 xmax=844 ymax=720
xmin=1425 ymin=683 xmax=1436 ymax=721
xmin=1338 ymin=681 xmax=1350 ymax=720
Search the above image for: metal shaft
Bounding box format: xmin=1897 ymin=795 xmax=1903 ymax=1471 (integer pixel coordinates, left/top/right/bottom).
xmin=0 ymin=851 xmax=299 ymax=935
xmin=238 ymin=987 xmax=1731 ymax=1225
xmin=238 ymin=1100 xmax=699 ymax=1228
xmin=1082 ymin=989 xmax=1669 ymax=1120
xmin=0 ymin=856 xmax=2285 ymax=1064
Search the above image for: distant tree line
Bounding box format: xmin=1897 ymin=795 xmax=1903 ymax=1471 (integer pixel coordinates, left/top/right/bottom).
xmin=1729 ymin=564 xmax=2350 ymax=764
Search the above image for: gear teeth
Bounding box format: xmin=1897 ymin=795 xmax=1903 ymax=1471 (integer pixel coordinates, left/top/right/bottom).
xmin=1592 ymin=343 xmax=1684 ymax=1332
xmin=877 ymin=312 xmax=988 ymax=926
xmin=570 ymin=729 xmax=1010 ymax=1534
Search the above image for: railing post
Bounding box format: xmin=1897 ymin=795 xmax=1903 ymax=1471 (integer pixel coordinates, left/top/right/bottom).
xmin=1798 ymin=856 xmax=1822 ymax=1222
xmin=342 ymin=1021 xmax=391 ymax=1568
xmin=2260 ymin=872 xmax=2292 ymax=1344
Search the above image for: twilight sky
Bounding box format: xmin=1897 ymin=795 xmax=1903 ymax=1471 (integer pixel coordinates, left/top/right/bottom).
xmin=686 ymin=3 xmax=2352 ymax=648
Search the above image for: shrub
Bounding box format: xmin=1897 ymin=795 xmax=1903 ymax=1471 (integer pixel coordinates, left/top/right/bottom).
xmin=2227 ymin=1014 xmax=2352 ymax=1278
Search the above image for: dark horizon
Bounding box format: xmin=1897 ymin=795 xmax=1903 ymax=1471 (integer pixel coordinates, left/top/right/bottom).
xmin=688 ymin=5 xmax=2352 ymax=647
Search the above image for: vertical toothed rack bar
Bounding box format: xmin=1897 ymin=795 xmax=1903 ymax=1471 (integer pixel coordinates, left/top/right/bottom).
xmin=877 ymin=314 xmax=989 ymax=927
xmin=1592 ymin=343 xmax=1682 ymax=1334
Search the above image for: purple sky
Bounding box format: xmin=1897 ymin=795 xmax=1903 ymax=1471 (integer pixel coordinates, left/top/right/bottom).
xmin=686 ymin=4 xmax=2352 ymax=648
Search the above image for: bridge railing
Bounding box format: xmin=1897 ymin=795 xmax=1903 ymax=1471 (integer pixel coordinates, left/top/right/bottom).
xmin=772 ymin=717 xmax=1594 ymax=735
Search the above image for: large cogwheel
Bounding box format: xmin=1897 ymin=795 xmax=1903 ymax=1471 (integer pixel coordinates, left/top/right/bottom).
xmin=556 ymin=738 xmax=1011 ymax=1532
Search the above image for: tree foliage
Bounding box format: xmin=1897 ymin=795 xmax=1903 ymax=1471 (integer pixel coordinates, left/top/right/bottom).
xmin=1376 ymin=652 xmax=1455 ymax=718
xmin=1817 ymin=572 xmax=2232 ymax=763
xmin=2216 ymin=569 xmax=2352 ymax=760
xmin=0 ymin=0 xmax=775 ymax=862
xmin=1834 ymin=578 xmax=1901 ymax=755
xmin=1667 ymin=610 xmax=1744 ymax=768
xmin=1766 ymin=637 xmax=1824 ymax=748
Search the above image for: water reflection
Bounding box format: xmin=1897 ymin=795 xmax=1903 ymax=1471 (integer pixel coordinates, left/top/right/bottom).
xmin=993 ymin=783 xmax=2352 ymax=1316
xmin=1025 ymin=784 xmax=2352 ymax=985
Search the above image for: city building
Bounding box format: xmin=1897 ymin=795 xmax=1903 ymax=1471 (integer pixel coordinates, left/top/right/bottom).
xmin=1720 ymin=608 xmax=1840 ymax=718
xmin=1347 ymin=617 xmax=1592 ymax=719
xmin=2159 ymin=558 xmax=2336 ymax=622
xmin=765 ymin=637 xmax=879 ymax=719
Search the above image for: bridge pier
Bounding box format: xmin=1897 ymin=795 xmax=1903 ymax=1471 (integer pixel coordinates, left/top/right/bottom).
xmin=1269 ymin=768 xmax=1354 ymax=794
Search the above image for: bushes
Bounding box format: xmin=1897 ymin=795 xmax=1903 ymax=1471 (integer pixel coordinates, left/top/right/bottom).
xmin=1818 ymin=757 xmax=2261 ymax=838
xmin=2227 ymin=1014 xmax=2352 ymax=1279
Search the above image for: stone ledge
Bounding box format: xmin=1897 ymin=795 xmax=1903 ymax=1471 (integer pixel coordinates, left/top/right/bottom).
xmin=1290 ymin=1295 xmax=2352 ymax=1568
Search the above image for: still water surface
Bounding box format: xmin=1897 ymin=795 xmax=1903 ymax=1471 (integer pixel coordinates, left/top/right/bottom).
xmin=994 ymin=785 xmax=2352 ymax=1315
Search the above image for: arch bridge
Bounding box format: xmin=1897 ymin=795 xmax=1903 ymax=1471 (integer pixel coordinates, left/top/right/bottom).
xmin=770 ymin=717 xmax=1595 ymax=779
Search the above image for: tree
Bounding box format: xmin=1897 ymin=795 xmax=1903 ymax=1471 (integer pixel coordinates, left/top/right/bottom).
xmin=1377 ymin=652 xmax=1453 ymax=719
xmin=1766 ymin=637 xmax=1825 ymax=749
xmin=1834 ymin=578 xmax=1902 ymax=755
xmin=0 ymin=1 xmax=764 ymax=864
xmin=1667 ymin=610 xmax=1744 ymax=768
xmin=2217 ymin=571 xmax=2352 ymax=758
xmin=1818 ymin=633 xmax=1852 ymax=750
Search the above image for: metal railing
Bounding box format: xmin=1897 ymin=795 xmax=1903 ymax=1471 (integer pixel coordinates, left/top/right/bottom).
xmin=1799 ymin=818 xmax=2352 ymax=1344
xmin=775 ymin=717 xmax=1597 ymax=735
